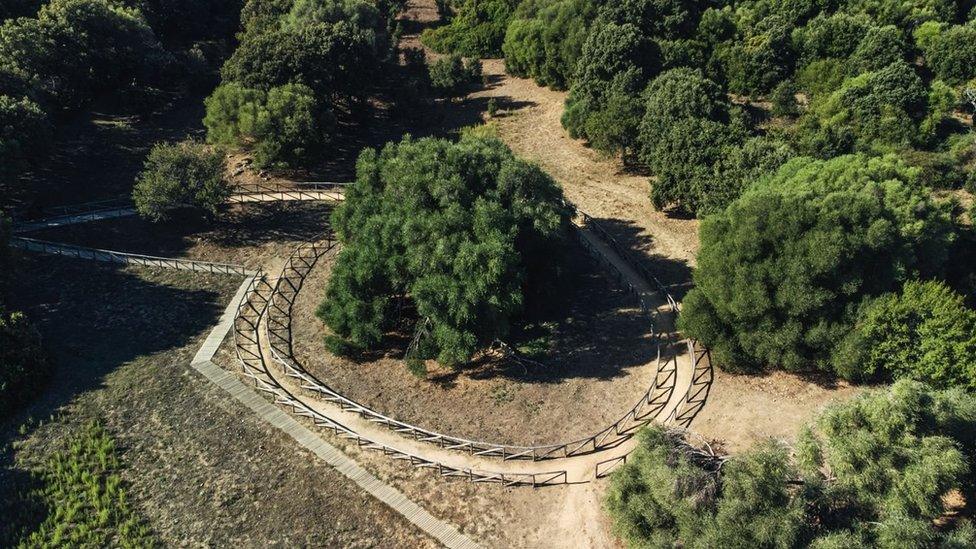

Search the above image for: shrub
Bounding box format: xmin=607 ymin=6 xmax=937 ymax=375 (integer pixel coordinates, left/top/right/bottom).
xmin=0 ymin=0 xmax=170 ymax=109
xmin=713 ymin=15 xmax=795 ymax=96
xmin=420 ymin=0 xmax=520 ymax=57
xmin=0 ymin=95 xmax=50 ymax=175
xmin=204 ymin=82 xmax=332 ymax=168
xmin=0 ymin=309 xmax=48 ymax=418
xmin=795 ymin=60 xmax=928 ymax=155
xmin=849 ymin=24 xmax=907 ymax=73
xmin=923 ymin=23 xmax=976 ymax=86
xmin=606 ymin=382 xmax=976 ymax=547
xmin=833 ymin=280 xmax=976 ymax=386
xmin=132 ymin=140 xmax=229 ymax=222
xmin=428 ymin=54 xmax=481 ymax=95
xmin=792 ymin=12 xmax=872 ymax=63
xmin=502 ymin=0 xmax=597 ymax=90
xmin=18 ymin=422 xmax=156 ymax=546
xmin=318 ymin=135 xmax=572 ymax=366
xmin=501 ymin=0 xmax=598 ymax=90
xmin=770 ymin=79 xmax=798 ymax=116
xmin=562 ymin=21 xmax=657 ymax=155
xmin=679 ymin=154 xmax=955 ymax=374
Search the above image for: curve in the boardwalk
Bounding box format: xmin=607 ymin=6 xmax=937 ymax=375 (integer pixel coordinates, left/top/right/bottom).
xmin=259 ymin=232 xmax=681 ymax=464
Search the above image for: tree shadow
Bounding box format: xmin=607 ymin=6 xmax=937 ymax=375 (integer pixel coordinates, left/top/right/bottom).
xmin=590 ymin=217 xmax=694 ymax=302
xmin=398 ymin=239 xmax=663 ymax=387
xmin=0 ymin=465 xmax=46 ymax=546
xmin=0 ymin=253 xmax=227 ymax=441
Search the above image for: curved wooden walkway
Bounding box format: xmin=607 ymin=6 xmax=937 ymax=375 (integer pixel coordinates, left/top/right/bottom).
xmin=191 ymin=276 xmax=482 ymax=549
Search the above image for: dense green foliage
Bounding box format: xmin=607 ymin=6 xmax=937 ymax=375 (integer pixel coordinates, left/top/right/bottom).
xmin=834 ymin=280 xmax=976 ymax=387
xmin=0 ymin=309 xmax=48 ymax=419
xmin=17 ymin=422 xmax=156 ymax=547
xmin=502 ymin=0 xmax=598 ymax=89
xmin=421 ymin=0 xmax=521 ymax=57
xmin=206 ymin=0 xmax=402 ymax=168
xmin=0 ymin=95 xmax=50 ymax=177
xmin=428 ymin=54 xmax=482 ymax=96
xmin=132 ymin=140 xmax=229 ymax=222
xmin=679 ymin=154 xmax=955 ymax=375
xmin=607 ymin=381 xmax=976 ymax=547
xmin=318 ymin=134 xmax=572 ymax=366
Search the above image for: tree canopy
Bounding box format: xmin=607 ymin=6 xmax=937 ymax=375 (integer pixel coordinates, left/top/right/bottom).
xmin=132 ymin=140 xmax=229 ymax=222
xmin=679 ymin=154 xmax=955 ymax=375
xmin=421 ymin=0 xmax=521 ymax=57
xmin=318 ymin=134 xmax=572 ymax=366
xmin=607 ymin=381 xmax=976 ymax=548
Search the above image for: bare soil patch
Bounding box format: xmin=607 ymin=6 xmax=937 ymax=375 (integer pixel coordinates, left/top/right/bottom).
xmin=26 ymin=201 xmax=335 ymax=271
xmin=0 ymin=255 xmax=434 ymax=547
xmin=291 ymin=239 xmax=660 ymax=446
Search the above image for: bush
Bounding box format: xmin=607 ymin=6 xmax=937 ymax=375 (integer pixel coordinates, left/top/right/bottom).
xmin=833 ymin=280 xmax=976 ymax=386
xmin=0 ymin=0 xmax=170 ymax=109
xmin=204 ymin=82 xmax=332 ymax=168
xmin=606 ymin=382 xmax=976 ymax=547
xmin=849 ymin=24 xmax=907 ymax=73
xmin=562 ymin=21 xmax=657 ymax=155
xmin=679 ymin=154 xmax=955 ymax=374
xmin=923 ymin=23 xmax=976 ymax=86
xmin=502 ymin=0 xmax=598 ymax=90
xmin=713 ymin=15 xmax=795 ymax=96
xmin=0 ymin=309 xmax=48 ymax=418
xmin=795 ymin=60 xmax=928 ymax=155
xmin=318 ymin=134 xmax=572 ymax=366
xmin=0 ymin=95 xmax=50 ymax=175
xmin=420 ymin=0 xmax=520 ymax=57
xmin=428 ymin=54 xmax=481 ymax=95
xmin=132 ymin=140 xmax=229 ymax=222
xmin=792 ymin=12 xmax=872 ymax=63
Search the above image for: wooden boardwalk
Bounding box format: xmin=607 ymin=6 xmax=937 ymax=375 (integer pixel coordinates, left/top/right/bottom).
xmin=191 ymin=276 xmax=481 ymax=549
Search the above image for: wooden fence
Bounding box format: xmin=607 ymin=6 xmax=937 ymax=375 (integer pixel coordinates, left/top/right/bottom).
xmin=232 ymin=271 xmax=568 ymax=487
xmin=228 ymin=181 xmax=347 ymax=203
xmin=10 ymin=237 xmax=256 ymax=276
xmin=259 ymin=232 xmax=680 ymax=463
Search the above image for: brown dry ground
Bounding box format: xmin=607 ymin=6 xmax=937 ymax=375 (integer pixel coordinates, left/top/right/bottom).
xmin=0 ymin=253 xmax=435 ymax=547
xmin=293 ymin=239 xmax=659 ymax=447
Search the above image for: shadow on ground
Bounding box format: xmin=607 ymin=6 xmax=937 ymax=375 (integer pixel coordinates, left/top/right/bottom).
xmin=591 ymin=217 xmax=694 ymax=302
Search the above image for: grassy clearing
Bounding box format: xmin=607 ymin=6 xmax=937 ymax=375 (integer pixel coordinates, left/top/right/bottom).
xmin=14 ymin=421 xmax=156 ymax=548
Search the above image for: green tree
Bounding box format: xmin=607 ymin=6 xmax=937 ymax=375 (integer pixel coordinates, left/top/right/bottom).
xmin=679 ymin=154 xmax=955 ymax=374
xmin=204 ymin=82 xmax=332 ymax=168
xmin=923 ymin=23 xmax=976 ymax=86
xmin=502 ymin=0 xmax=598 ymax=90
xmin=318 ymin=135 xmax=572 ymax=366
xmin=848 ymin=24 xmax=906 ymax=73
xmin=132 ymin=140 xmax=229 ymax=222
xmin=428 ymin=54 xmax=481 ymax=95
xmin=606 ymin=382 xmax=976 ymax=548
xmin=833 ymin=280 xmax=976 ymax=386
xmin=0 ymin=308 xmax=48 ymax=418
xmin=0 ymin=94 xmax=50 ymax=175
xmin=420 ymin=0 xmax=520 ymax=57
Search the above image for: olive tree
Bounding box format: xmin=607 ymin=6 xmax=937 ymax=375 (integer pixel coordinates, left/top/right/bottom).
xmin=679 ymin=154 xmax=955 ymax=374
xmin=318 ymin=135 xmax=572 ymax=366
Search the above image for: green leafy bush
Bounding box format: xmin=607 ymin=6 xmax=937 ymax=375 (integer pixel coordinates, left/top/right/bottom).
xmin=0 ymin=0 xmax=170 ymax=109
xmin=132 ymin=140 xmax=229 ymax=222
xmin=713 ymin=15 xmax=795 ymax=96
xmin=318 ymin=134 xmax=572 ymax=366
xmin=420 ymin=0 xmax=520 ymax=57
xmin=679 ymin=154 xmax=955 ymax=374
xmin=0 ymin=95 xmax=50 ymax=176
xmin=923 ymin=23 xmax=976 ymax=86
xmin=606 ymin=381 xmax=976 ymax=547
xmin=428 ymin=54 xmax=481 ymax=95
xmin=0 ymin=309 xmax=48 ymax=419
xmin=833 ymin=280 xmax=976 ymax=386
xmin=18 ymin=422 xmax=157 ymax=546
xmin=204 ymin=82 xmax=332 ymax=168
xmin=848 ymin=24 xmax=906 ymax=73
xmin=502 ymin=0 xmax=598 ymax=90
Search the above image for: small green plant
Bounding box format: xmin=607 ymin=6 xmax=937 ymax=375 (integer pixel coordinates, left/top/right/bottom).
xmin=17 ymin=422 xmax=157 ymax=547
xmin=486 ymin=98 xmax=499 ymax=118
xmin=489 ymin=383 xmax=516 ymax=405
xmin=428 ymin=55 xmax=482 ymax=96
xmin=406 ymin=358 xmax=428 ymax=378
